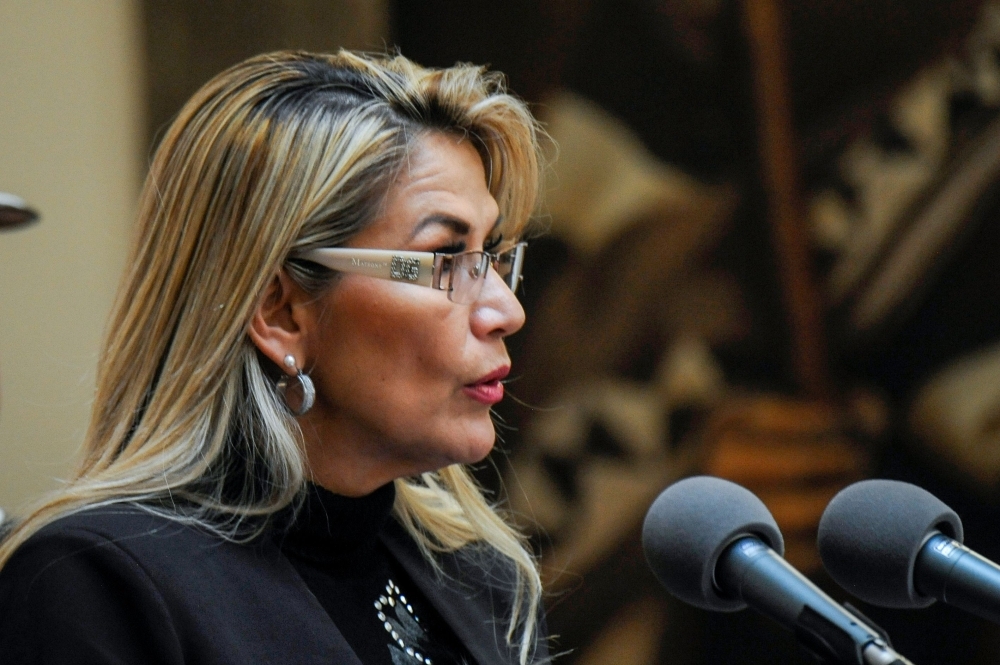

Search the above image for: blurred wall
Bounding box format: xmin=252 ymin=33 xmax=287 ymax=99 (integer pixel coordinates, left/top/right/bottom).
xmin=0 ymin=1 xmax=143 ymax=510
xmin=143 ymin=0 xmax=389 ymax=150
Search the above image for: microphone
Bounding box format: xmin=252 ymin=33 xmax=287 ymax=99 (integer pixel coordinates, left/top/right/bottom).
xmin=642 ymin=476 xmax=914 ymax=665
xmin=819 ymin=479 xmax=1000 ymax=625
xmin=0 ymin=192 xmax=39 ymax=230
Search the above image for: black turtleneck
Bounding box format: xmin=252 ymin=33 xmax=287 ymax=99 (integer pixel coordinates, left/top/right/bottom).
xmin=278 ymin=483 xmax=473 ymax=665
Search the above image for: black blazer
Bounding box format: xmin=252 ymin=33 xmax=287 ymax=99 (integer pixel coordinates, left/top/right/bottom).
xmin=0 ymin=506 xmax=547 ymax=664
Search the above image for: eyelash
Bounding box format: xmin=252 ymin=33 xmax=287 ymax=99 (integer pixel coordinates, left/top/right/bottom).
xmin=435 ymin=234 xmax=503 ymax=255
xmin=434 ymin=242 xmax=466 ymax=255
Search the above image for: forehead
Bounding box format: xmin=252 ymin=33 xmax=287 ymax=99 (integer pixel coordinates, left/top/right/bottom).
xmin=357 ymin=132 xmax=501 ymax=245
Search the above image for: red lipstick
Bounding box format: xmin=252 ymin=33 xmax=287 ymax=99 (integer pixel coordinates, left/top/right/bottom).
xmin=463 ymin=366 xmax=510 ymax=405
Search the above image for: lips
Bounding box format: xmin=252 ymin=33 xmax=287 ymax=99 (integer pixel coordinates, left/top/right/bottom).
xmin=463 ymin=365 xmax=510 ymax=405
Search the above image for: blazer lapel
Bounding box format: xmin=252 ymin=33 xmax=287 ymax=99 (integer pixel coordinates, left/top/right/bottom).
xmin=270 ymin=542 xmax=366 ymax=665
xmin=382 ymin=523 xmax=514 ymax=665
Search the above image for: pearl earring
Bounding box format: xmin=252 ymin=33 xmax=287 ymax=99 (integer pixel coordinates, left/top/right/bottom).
xmin=276 ymin=354 xmax=315 ymax=415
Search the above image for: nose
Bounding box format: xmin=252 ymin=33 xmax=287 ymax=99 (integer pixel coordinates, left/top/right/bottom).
xmin=470 ymin=266 xmax=525 ymax=338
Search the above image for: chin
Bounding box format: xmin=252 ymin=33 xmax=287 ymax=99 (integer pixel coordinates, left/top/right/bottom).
xmin=447 ymin=417 xmax=497 ymax=465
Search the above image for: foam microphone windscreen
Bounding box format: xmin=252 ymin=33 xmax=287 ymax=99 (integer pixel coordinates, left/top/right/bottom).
xmin=817 ymin=479 xmax=963 ymax=608
xmin=642 ymin=476 xmax=784 ymax=612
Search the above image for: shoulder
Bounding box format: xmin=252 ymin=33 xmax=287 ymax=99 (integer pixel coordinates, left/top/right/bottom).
xmin=28 ymin=501 xmax=225 ymax=546
xmin=0 ymin=505 xmax=191 ymax=663
xmin=0 ymin=504 xmax=345 ymax=664
xmin=3 ymin=504 xmax=231 ymax=587
xmin=2 ymin=503 xmax=198 ymax=586
xmin=1 ymin=503 xmax=300 ymax=607
xmin=0 ymin=503 xmax=229 ymax=613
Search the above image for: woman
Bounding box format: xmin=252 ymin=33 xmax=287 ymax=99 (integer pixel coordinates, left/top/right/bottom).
xmin=0 ymin=50 xmax=547 ymax=665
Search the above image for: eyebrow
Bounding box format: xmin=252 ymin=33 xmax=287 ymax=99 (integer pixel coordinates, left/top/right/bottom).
xmin=409 ymin=213 xmax=503 ymax=240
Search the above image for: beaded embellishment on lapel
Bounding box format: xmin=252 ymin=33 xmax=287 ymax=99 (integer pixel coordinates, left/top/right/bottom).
xmin=376 ymin=578 xmax=466 ymax=665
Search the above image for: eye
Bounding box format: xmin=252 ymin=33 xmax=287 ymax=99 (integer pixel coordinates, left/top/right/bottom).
xmin=483 ymin=234 xmax=504 ymax=252
xmin=433 ymin=241 xmax=466 ymax=255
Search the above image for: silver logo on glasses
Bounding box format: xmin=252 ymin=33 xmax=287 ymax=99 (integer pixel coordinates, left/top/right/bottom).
xmin=390 ymin=256 xmax=421 ymax=282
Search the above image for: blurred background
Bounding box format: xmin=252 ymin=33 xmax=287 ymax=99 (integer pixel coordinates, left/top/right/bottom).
xmin=4 ymin=0 xmax=1000 ymax=662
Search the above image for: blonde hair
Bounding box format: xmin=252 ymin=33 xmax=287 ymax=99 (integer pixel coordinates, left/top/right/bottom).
xmin=0 ymin=50 xmax=544 ymax=663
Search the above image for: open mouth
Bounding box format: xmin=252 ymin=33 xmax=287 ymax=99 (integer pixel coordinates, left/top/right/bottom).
xmin=463 ymin=366 xmax=509 ymax=405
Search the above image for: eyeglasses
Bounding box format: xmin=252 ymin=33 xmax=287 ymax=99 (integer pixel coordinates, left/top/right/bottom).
xmin=302 ymin=241 xmax=526 ymax=305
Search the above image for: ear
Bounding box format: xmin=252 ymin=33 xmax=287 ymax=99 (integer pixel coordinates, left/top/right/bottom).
xmin=248 ymin=269 xmax=312 ymax=375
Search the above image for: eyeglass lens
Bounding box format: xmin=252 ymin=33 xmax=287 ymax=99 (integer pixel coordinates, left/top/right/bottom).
xmin=446 ymin=245 xmax=524 ymax=304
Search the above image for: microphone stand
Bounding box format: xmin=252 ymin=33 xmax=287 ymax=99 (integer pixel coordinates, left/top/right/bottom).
xmin=721 ymin=538 xmax=916 ymax=665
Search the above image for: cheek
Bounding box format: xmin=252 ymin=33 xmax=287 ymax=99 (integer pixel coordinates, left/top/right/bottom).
xmin=304 ymin=282 xmax=498 ymax=470
xmin=313 ymin=283 xmax=469 ymax=407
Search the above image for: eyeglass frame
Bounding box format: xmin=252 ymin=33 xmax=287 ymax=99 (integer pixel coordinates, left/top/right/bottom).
xmin=301 ymin=241 xmax=527 ymax=304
